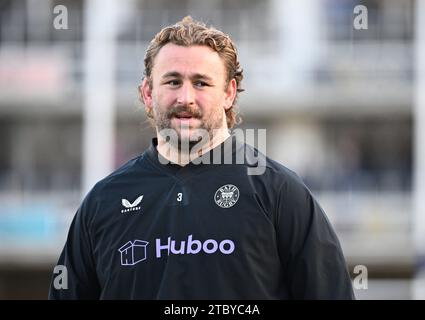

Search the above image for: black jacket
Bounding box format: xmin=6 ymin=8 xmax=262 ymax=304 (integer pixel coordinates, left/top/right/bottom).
xmin=49 ymin=136 xmax=354 ymax=299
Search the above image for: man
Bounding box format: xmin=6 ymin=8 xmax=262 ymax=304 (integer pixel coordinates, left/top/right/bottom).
xmin=49 ymin=16 xmax=354 ymax=299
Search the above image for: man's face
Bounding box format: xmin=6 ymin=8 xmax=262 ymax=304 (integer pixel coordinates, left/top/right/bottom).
xmin=141 ymin=43 xmax=236 ymax=148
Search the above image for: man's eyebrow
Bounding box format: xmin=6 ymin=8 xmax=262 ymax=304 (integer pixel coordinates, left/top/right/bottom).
xmin=162 ymin=71 xmax=181 ymax=79
xmin=161 ymin=71 xmax=213 ymax=81
xmin=191 ymin=73 xmax=213 ymax=81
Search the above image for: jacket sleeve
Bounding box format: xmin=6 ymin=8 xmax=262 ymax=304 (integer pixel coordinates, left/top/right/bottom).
xmin=48 ymin=194 xmax=101 ymax=299
xmin=275 ymin=173 xmax=355 ymax=299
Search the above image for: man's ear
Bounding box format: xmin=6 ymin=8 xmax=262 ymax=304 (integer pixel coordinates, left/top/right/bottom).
xmin=139 ymin=78 xmax=153 ymax=110
xmin=224 ymin=78 xmax=237 ymax=111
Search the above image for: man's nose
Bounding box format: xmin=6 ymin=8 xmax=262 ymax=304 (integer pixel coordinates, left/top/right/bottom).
xmin=177 ymin=82 xmax=195 ymax=105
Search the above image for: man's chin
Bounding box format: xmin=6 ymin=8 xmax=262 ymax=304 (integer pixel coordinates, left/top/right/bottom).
xmin=157 ymin=124 xmax=211 ymax=150
xmin=171 ymin=125 xmax=208 ymax=141
xmin=171 ymin=117 xmax=202 ymax=128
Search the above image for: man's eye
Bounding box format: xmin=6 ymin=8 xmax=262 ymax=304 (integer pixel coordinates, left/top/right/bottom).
xmin=166 ymin=80 xmax=180 ymax=86
xmin=194 ymin=81 xmax=209 ymax=87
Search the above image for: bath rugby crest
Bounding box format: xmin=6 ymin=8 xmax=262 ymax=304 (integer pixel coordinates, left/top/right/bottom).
xmin=214 ymin=184 xmax=240 ymax=208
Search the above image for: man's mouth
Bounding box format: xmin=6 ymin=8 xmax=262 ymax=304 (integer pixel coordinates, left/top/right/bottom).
xmin=174 ymin=112 xmax=194 ymax=119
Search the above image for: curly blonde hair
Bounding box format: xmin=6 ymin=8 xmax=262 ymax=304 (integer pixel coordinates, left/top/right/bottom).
xmin=143 ymin=16 xmax=244 ymax=128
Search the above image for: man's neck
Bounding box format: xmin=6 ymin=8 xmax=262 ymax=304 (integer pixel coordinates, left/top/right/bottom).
xmin=156 ymin=128 xmax=230 ymax=167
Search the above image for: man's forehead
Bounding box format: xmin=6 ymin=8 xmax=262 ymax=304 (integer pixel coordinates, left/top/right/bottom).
xmin=153 ymin=43 xmax=225 ymax=78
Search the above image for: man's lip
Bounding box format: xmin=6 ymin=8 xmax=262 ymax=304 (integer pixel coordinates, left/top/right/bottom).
xmin=174 ymin=113 xmax=195 ymax=119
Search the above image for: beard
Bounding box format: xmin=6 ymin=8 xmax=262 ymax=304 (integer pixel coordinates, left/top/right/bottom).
xmin=153 ymin=103 xmax=224 ymax=152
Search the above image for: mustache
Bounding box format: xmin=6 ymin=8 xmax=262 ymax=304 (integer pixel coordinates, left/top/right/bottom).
xmin=167 ymin=105 xmax=203 ymax=119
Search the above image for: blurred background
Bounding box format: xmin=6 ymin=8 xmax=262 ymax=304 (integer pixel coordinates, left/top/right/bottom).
xmin=0 ymin=0 xmax=422 ymax=299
